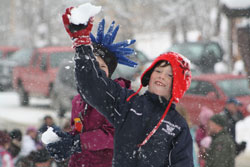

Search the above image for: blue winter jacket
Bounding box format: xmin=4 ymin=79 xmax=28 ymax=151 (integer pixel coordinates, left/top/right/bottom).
xmin=74 ymin=45 xmax=194 ymax=167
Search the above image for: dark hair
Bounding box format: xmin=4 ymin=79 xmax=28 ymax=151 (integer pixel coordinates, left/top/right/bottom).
xmin=9 ymin=129 xmax=22 ymax=141
xmin=92 ymin=43 xmax=118 ymax=78
xmin=44 ymin=115 xmax=52 ymax=121
xmin=29 ymin=149 xmax=51 ymax=163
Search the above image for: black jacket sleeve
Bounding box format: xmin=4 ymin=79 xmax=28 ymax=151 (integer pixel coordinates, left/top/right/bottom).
xmin=169 ymin=126 xmax=194 ymax=167
xmin=74 ymin=45 xmax=134 ymax=126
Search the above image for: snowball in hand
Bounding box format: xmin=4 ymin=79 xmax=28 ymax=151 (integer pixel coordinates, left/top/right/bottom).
xmin=70 ymin=3 xmax=102 ymax=25
xmin=41 ymin=127 xmax=61 ymax=145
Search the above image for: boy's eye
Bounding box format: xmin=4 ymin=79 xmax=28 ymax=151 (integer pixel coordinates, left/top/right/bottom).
xmin=168 ymin=74 xmax=173 ymax=78
xmin=155 ymin=69 xmax=161 ymax=73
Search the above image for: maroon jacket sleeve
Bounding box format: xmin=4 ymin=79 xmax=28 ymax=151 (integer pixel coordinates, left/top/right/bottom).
xmin=70 ymin=95 xmax=114 ymax=151
xmin=195 ymin=127 xmax=205 ymax=148
xmin=79 ymin=119 xmax=114 ymax=151
xmin=70 ymin=94 xmax=82 ymax=130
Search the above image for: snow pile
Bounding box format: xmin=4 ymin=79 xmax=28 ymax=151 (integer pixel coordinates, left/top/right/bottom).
xmin=233 ymin=60 xmax=246 ymax=75
xmin=41 ymin=127 xmax=61 ymax=145
xmin=221 ymin=0 xmax=250 ymax=9
xmin=236 ymin=116 xmax=250 ymax=153
xmin=214 ymin=61 xmax=229 ymax=74
xmin=69 ymin=3 xmax=102 ymax=25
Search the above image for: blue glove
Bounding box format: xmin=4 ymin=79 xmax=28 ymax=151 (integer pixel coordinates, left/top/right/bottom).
xmin=46 ymin=129 xmax=81 ymax=161
xmin=90 ymin=19 xmax=137 ymax=67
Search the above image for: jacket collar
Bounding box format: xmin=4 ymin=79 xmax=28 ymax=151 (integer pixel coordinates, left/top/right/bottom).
xmin=144 ymin=91 xmax=176 ymax=110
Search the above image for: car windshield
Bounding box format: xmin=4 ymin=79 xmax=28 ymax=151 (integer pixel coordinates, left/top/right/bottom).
xmin=58 ymin=62 xmax=77 ymax=89
xmin=168 ymin=43 xmax=203 ymax=62
xmin=217 ymin=78 xmax=250 ymax=97
xmin=7 ymin=48 xmax=33 ymax=65
xmin=50 ymin=52 xmax=74 ymax=68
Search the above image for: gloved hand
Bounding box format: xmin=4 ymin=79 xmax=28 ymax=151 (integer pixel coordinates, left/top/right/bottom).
xmin=62 ymin=7 xmax=94 ymax=47
xmin=46 ymin=128 xmax=81 ymax=161
xmin=236 ymin=141 xmax=247 ymax=155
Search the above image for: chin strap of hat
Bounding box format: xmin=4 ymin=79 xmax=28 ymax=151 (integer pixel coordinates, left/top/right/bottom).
xmin=137 ymin=97 xmax=174 ymax=147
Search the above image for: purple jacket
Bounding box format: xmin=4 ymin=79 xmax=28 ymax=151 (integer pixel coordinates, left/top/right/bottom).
xmin=68 ymin=78 xmax=131 ymax=167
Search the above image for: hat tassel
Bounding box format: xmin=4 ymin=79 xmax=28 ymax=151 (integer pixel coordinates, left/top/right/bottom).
xmin=126 ymin=84 xmax=143 ymax=102
xmin=137 ymin=97 xmax=174 ymax=147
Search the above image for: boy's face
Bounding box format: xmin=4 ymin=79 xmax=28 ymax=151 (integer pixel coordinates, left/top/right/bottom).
xmin=148 ymin=62 xmax=173 ymax=100
xmin=96 ymin=56 xmax=109 ymax=77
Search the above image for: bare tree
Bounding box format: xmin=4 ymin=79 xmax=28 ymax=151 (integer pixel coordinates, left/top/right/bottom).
xmin=0 ymin=0 xmax=220 ymax=47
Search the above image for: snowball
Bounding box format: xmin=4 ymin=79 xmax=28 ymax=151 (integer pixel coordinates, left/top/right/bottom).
xmin=41 ymin=127 xmax=61 ymax=145
xmin=65 ymin=65 xmax=71 ymax=69
xmin=214 ymin=61 xmax=229 ymax=74
xmin=69 ymin=3 xmax=102 ymax=25
xmin=233 ymin=60 xmax=246 ymax=75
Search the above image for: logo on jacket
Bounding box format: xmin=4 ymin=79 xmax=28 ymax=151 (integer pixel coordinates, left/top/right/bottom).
xmin=162 ymin=120 xmax=181 ymax=136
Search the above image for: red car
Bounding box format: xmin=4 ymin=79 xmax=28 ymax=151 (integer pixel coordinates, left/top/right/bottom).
xmin=178 ymin=73 xmax=250 ymax=125
xmin=12 ymin=46 xmax=74 ymax=106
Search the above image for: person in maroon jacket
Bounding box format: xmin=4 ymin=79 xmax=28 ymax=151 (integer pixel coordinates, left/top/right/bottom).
xmin=64 ymin=19 xmax=135 ymax=167
xmin=69 ymin=78 xmax=131 ymax=167
xmin=195 ymin=106 xmax=214 ymax=167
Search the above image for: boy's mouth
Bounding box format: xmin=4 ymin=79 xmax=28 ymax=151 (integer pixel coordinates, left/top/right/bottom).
xmin=155 ymin=81 xmax=166 ymax=87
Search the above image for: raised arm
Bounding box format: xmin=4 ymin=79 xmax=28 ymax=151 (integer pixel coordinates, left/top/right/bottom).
xmin=74 ymin=45 xmax=132 ymax=124
xmin=62 ymin=5 xmax=136 ymax=124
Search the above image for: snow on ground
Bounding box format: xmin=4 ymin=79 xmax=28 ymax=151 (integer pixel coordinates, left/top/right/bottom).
xmin=0 ymin=91 xmax=59 ymax=132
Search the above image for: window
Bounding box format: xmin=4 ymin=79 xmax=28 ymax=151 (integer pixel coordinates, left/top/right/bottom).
xmin=8 ymin=48 xmax=33 ymax=66
xmin=50 ymin=52 xmax=74 ymax=68
xmin=5 ymin=51 xmax=17 ymax=59
xmin=168 ymin=43 xmax=203 ymax=62
xmin=32 ymin=53 xmax=40 ymax=67
xmin=40 ymin=54 xmax=47 ymax=71
xmin=58 ymin=62 xmax=76 ymax=88
xmin=0 ymin=51 xmax=3 ymax=59
xmin=205 ymin=43 xmax=222 ymax=61
xmin=217 ymin=78 xmax=250 ymax=97
xmin=186 ymin=80 xmax=216 ymax=96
